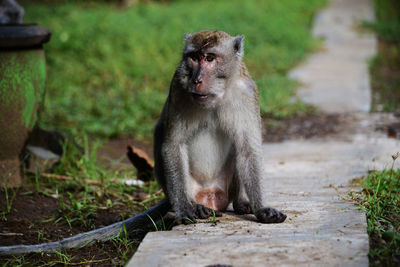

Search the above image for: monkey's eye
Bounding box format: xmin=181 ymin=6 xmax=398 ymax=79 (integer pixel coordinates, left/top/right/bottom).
xmin=187 ymin=53 xmax=198 ymax=61
xmin=205 ymin=54 xmax=215 ymax=62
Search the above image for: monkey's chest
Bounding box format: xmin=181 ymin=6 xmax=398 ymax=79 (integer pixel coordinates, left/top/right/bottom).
xmin=187 ymin=128 xmax=233 ymax=186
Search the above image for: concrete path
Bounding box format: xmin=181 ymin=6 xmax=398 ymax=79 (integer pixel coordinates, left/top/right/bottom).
xmin=128 ymin=0 xmax=400 ymax=266
xmin=289 ymin=0 xmax=376 ymax=113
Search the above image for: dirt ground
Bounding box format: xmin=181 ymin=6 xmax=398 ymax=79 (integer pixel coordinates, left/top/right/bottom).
xmin=1 ymin=112 xmax=399 ymax=266
xmin=0 ymin=175 xmax=157 ymax=266
xmin=262 ymin=113 xmax=349 ymax=142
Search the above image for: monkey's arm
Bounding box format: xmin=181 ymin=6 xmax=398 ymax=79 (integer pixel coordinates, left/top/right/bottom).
xmin=234 ymin=126 xmax=264 ymax=212
xmin=0 ymin=199 xmax=170 ymax=255
xmin=153 ymin=103 xmax=195 ymax=224
xmin=234 ymin=127 xmax=286 ymax=224
xmin=229 ymin=82 xmax=286 ymax=223
xmin=161 ymin=139 xmax=198 ymax=224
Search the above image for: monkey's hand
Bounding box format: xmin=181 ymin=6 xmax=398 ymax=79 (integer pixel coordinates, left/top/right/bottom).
xmin=233 ymin=201 xmax=252 ymax=215
xmin=255 ymin=207 xmax=287 ymax=223
xmin=194 ymin=203 xmax=222 ymax=219
xmin=175 ymin=203 xmax=222 ymax=225
xmin=174 ymin=202 xmax=197 ymax=225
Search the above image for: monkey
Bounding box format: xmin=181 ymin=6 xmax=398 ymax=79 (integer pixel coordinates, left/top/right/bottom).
xmin=0 ymin=30 xmax=285 ymax=256
xmin=154 ymin=30 xmax=287 ymax=224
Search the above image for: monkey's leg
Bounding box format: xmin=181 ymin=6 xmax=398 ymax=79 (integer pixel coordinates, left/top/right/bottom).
xmin=236 ymin=139 xmax=286 ymax=223
xmin=230 ymin=174 xmax=252 ymax=215
xmin=162 ymin=143 xmax=219 ymax=224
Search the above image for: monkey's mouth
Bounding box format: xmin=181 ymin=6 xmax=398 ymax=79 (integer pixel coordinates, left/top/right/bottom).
xmin=192 ymin=93 xmax=211 ymax=102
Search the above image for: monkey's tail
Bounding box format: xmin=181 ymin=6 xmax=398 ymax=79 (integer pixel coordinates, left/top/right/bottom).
xmin=0 ymin=198 xmax=171 ymax=256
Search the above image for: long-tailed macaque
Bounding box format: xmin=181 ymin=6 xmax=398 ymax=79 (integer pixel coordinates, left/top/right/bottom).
xmin=154 ymin=30 xmax=286 ymax=224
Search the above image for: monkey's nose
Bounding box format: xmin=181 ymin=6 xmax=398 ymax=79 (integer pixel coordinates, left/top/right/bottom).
xmin=193 ymin=78 xmax=202 ymax=84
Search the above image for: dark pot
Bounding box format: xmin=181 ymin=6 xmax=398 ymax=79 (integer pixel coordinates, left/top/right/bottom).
xmin=0 ymin=24 xmax=51 ymax=187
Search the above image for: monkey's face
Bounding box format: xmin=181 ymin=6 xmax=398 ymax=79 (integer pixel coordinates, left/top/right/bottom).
xmin=183 ymin=50 xmax=226 ymax=107
xmin=180 ymin=31 xmax=244 ymax=108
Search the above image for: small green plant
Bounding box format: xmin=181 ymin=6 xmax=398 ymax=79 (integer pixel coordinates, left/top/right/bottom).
xmin=146 ymin=214 xmax=159 ymax=232
xmin=2 ymin=185 xmax=16 ymax=214
xmin=36 ymin=229 xmax=44 ymax=243
xmin=206 ymin=210 xmax=220 ymax=225
xmin=34 ymin=170 xmax=40 ymax=194
xmin=10 ymin=255 xmax=25 ymax=267
xmin=55 ymin=250 xmax=71 ymax=264
xmin=59 ymin=192 xmax=97 ymax=229
xmin=111 ymin=223 xmax=136 ymax=262
xmin=355 ymin=153 xmax=400 ymax=265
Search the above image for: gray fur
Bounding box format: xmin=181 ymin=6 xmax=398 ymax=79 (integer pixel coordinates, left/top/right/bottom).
xmin=234 ymin=35 xmax=245 ymax=58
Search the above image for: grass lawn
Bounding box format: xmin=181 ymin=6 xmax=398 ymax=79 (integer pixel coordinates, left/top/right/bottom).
xmin=23 ymin=0 xmax=326 ymax=140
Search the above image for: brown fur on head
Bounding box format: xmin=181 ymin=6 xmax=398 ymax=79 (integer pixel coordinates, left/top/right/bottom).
xmin=183 ymin=30 xmax=244 ymax=58
xmin=190 ymin=30 xmax=230 ymax=50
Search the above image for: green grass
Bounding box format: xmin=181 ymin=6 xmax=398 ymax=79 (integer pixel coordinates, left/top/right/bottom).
xmin=369 ymin=45 xmax=400 ymax=112
xmin=352 ymin=153 xmax=400 ymax=265
xmin=367 ymin=0 xmax=400 ymax=112
xmin=23 ymin=0 xmax=325 ymax=139
xmin=368 ymin=0 xmax=400 ymax=43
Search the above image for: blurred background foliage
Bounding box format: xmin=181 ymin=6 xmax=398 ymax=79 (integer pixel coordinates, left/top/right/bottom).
xmin=368 ymin=0 xmax=400 ymax=113
xmin=22 ymin=0 xmax=326 ymax=140
xmin=370 ymin=0 xmax=400 ymax=43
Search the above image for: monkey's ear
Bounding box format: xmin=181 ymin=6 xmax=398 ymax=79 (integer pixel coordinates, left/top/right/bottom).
xmin=234 ymin=35 xmax=244 ymax=58
xmin=184 ymin=33 xmax=192 ymax=42
xmin=183 ymin=33 xmax=194 ymax=55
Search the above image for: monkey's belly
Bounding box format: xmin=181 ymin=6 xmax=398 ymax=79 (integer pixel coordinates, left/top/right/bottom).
xmin=187 ymin=128 xmax=233 ymax=211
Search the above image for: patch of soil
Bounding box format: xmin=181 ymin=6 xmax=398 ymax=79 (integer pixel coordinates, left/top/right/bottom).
xmin=97 ymin=137 xmax=153 ymax=170
xmin=0 ymin=179 xmax=156 ymax=266
xmin=262 ymin=113 xmax=350 ymax=142
xmin=376 ymin=121 xmax=400 ymax=139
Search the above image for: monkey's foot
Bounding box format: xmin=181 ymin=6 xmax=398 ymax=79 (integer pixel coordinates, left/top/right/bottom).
xmin=175 ymin=204 xmax=222 ymax=225
xmin=233 ymin=201 xmax=252 ymax=215
xmin=194 ymin=204 xmax=222 ymax=219
xmin=175 ymin=210 xmax=197 ymax=225
xmin=255 ymin=207 xmax=287 ymax=223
